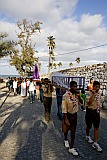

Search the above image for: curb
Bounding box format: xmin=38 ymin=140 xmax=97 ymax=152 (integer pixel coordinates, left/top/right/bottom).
xmin=0 ymin=91 xmax=10 ymax=109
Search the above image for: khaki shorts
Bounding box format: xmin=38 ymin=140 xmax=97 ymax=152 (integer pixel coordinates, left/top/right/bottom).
xmin=62 ymin=112 xmax=77 ymax=133
xmin=85 ymin=108 xmax=100 ymax=129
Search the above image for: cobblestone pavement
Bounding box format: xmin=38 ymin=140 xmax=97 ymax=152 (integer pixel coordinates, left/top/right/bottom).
xmin=0 ymin=88 xmax=107 ymax=160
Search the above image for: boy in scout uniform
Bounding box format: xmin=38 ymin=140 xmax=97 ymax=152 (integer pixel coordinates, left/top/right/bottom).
xmin=85 ymin=81 xmax=102 ymax=152
xmin=62 ymin=81 xmax=83 ymax=156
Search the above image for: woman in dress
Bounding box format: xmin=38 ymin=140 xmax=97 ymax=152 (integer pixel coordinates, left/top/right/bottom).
xmin=21 ymin=79 xmax=26 ymax=97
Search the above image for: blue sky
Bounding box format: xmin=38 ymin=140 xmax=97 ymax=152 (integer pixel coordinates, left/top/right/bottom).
xmin=0 ymin=0 xmax=107 ymax=75
xmin=75 ymin=0 xmax=107 ymax=23
xmin=76 ymin=0 xmax=107 ymax=14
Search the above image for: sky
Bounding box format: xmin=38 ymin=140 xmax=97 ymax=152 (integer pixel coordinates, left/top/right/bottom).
xmin=0 ymin=0 xmax=107 ymax=75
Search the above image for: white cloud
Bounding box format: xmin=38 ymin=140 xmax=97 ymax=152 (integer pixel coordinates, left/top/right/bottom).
xmin=79 ymin=14 xmax=103 ymax=33
xmin=0 ymin=0 xmax=107 ymax=75
xmin=0 ymin=0 xmax=77 ymax=21
xmin=0 ymin=21 xmax=18 ymax=40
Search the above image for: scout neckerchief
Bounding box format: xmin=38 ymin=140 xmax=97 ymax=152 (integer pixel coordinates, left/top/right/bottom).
xmin=67 ymin=90 xmax=77 ymax=110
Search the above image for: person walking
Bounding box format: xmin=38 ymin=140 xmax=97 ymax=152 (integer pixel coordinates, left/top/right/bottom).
xmin=43 ymin=78 xmax=53 ymax=122
xmin=9 ymin=77 xmax=13 ymax=93
xmin=62 ymin=81 xmax=83 ymax=156
xmin=7 ymin=77 xmax=10 ymax=91
xmin=56 ymin=87 xmax=66 ymax=120
xmin=13 ymin=78 xmax=17 ymax=96
xmin=36 ymin=82 xmax=40 ymax=100
xmin=85 ymin=81 xmax=102 ymax=152
xmin=29 ymin=78 xmax=35 ymax=103
xmin=21 ymin=79 xmax=26 ymax=97
xmin=80 ymin=89 xmax=86 ymax=111
xmin=26 ymin=78 xmax=30 ymax=96
xmin=39 ymin=79 xmax=44 ymax=102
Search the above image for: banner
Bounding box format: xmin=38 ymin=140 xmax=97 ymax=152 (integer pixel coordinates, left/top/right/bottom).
xmin=32 ymin=64 xmax=40 ymax=80
xmin=51 ymin=72 xmax=85 ymax=89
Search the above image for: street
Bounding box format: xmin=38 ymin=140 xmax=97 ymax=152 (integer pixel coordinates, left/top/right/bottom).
xmin=0 ymin=86 xmax=107 ymax=160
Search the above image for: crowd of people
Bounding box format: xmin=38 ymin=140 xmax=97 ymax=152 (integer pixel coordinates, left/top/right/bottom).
xmin=5 ymin=76 xmax=103 ymax=156
xmin=5 ymin=77 xmax=42 ymax=102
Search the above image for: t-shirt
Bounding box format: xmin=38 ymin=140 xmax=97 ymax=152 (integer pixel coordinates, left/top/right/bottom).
xmin=62 ymin=91 xmax=78 ymax=114
xmin=43 ymin=84 xmax=53 ymax=97
xmin=29 ymin=82 xmax=35 ymax=91
xmin=56 ymin=87 xmax=66 ymax=96
xmin=86 ymin=91 xmax=101 ymax=110
xmin=13 ymin=81 xmax=17 ymax=88
xmin=88 ymin=84 xmax=93 ymax=90
xmin=80 ymin=93 xmax=86 ymax=102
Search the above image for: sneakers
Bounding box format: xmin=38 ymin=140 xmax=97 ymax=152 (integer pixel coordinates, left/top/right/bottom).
xmin=69 ymin=148 xmax=78 ymax=156
xmin=64 ymin=140 xmax=69 ymax=148
xmin=86 ymin=136 xmax=93 ymax=143
xmin=64 ymin=140 xmax=78 ymax=156
xmin=92 ymin=142 xmax=102 ymax=152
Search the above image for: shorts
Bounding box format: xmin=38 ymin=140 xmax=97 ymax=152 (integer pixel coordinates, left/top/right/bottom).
xmin=62 ymin=112 xmax=77 ymax=133
xmin=85 ymin=108 xmax=100 ymax=129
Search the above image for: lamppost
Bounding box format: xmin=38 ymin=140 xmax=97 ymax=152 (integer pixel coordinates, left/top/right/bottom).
xmin=47 ymin=36 xmax=56 ymax=75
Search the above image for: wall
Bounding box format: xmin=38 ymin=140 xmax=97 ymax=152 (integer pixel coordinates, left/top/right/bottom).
xmin=59 ymin=63 xmax=107 ymax=96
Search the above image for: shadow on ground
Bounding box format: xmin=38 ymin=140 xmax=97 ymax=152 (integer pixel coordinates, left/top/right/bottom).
xmin=0 ymin=95 xmax=107 ymax=160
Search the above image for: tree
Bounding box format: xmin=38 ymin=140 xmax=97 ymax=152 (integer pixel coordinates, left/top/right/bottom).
xmin=0 ymin=32 xmax=17 ymax=58
xmin=47 ymin=35 xmax=56 ymax=74
xmin=75 ymin=57 xmax=80 ymax=64
xmin=10 ymin=19 xmax=42 ymax=76
xmin=69 ymin=62 xmax=73 ymax=68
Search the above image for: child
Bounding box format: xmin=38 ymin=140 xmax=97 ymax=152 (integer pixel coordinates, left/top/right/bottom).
xmin=85 ymin=81 xmax=102 ymax=152
xmin=80 ymin=89 xmax=86 ymax=111
xmin=87 ymin=78 xmax=94 ymax=91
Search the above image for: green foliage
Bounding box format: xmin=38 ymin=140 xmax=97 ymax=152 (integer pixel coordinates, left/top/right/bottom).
xmin=10 ymin=19 xmax=42 ymax=76
xmin=0 ymin=32 xmax=17 ymax=58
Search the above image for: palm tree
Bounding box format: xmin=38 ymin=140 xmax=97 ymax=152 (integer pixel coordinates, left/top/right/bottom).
xmin=75 ymin=57 xmax=80 ymax=65
xmin=53 ymin=63 xmax=57 ymax=70
xmin=69 ymin=62 xmax=73 ymax=68
xmin=49 ymin=62 xmax=53 ymax=69
xmin=57 ymin=62 xmax=62 ymax=70
xmin=47 ymin=35 xmax=56 ymax=74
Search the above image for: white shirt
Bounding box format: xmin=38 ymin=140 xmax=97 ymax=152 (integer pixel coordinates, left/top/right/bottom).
xmin=29 ymin=82 xmax=35 ymax=91
xmin=13 ymin=81 xmax=17 ymax=88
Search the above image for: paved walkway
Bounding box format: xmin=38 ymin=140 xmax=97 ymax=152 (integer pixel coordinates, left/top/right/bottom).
xmin=0 ymin=85 xmax=107 ymax=160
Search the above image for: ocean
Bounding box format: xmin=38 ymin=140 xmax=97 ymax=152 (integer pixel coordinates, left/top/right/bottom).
xmin=0 ymin=75 xmax=20 ymax=79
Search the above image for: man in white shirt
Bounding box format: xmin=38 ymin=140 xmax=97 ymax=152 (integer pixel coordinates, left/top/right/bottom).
xmin=13 ymin=78 xmax=17 ymax=96
xmin=29 ymin=78 xmax=35 ymax=103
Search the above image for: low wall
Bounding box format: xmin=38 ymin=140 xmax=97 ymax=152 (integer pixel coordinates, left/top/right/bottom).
xmin=41 ymin=63 xmax=107 ymax=96
xmin=59 ymin=63 xmax=107 ymax=96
